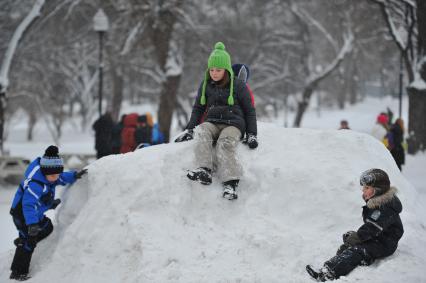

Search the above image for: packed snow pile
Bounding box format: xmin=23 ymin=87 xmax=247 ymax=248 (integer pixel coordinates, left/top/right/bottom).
xmin=1 ymin=122 xmax=426 ymax=282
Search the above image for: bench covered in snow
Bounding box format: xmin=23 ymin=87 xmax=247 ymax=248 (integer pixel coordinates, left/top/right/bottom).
xmin=0 ymin=153 xmax=95 ymax=184
xmin=0 ymin=156 xmax=30 ymax=184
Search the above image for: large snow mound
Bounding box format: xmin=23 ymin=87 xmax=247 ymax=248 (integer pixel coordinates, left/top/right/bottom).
xmin=1 ymin=122 xmax=425 ymax=282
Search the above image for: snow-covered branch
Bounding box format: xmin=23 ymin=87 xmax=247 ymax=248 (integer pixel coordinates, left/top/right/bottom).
xmin=165 ymin=37 xmax=183 ymax=77
xmin=120 ymin=21 xmax=144 ymax=55
xmin=0 ymin=0 xmax=45 ymax=91
xmin=370 ymin=0 xmax=410 ymax=50
xmin=307 ymin=32 xmax=354 ymax=86
xmin=291 ymin=4 xmax=339 ymax=53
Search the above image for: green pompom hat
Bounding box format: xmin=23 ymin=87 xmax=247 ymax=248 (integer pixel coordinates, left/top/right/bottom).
xmin=200 ymin=42 xmax=234 ymax=106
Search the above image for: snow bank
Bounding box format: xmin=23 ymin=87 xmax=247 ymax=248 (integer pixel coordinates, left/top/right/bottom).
xmin=1 ymin=122 xmax=425 ymax=282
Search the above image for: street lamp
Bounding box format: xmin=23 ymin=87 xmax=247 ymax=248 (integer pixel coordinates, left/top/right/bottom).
xmin=398 ymin=51 xmax=404 ymax=118
xmin=93 ymin=8 xmax=109 ymax=117
xmin=0 ymin=86 xmax=6 ymax=154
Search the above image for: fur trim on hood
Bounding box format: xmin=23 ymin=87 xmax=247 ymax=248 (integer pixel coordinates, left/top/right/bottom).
xmin=367 ymin=186 xmax=398 ymax=209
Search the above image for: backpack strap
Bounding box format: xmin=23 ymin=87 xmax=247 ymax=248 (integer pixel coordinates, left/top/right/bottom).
xmin=12 ymin=179 xmax=46 ymax=219
xmin=20 ymin=179 xmax=45 ymax=192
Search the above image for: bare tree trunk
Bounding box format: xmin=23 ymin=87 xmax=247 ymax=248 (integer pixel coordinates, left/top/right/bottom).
xmin=337 ymin=72 xmax=346 ymax=109
xmin=293 ymin=34 xmax=353 ymax=127
xmin=175 ymin=99 xmax=189 ymax=130
xmin=417 ymin=0 xmax=426 ymax=57
xmin=406 ymin=0 xmax=426 ymax=153
xmin=407 ymin=87 xmax=426 ymax=152
xmin=158 ymin=75 xmax=181 ymax=141
xmin=349 ymin=52 xmax=359 ymax=105
xmin=293 ymin=84 xmax=316 ymax=127
xmin=149 ymin=1 xmax=183 ymax=142
xmin=0 ymin=92 xmax=5 ymax=153
xmin=27 ymin=110 xmax=37 ymax=141
xmin=110 ymin=63 xmax=124 ymax=122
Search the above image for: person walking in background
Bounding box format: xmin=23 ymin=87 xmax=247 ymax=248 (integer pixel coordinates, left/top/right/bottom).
xmin=120 ymin=113 xmax=139 ymax=153
xmin=306 ymin=169 xmax=403 ymax=281
xmin=9 ymin=146 xmax=87 ymax=281
xmin=152 ymin=123 xmax=165 ymax=145
xmin=371 ymin=113 xmax=389 ymax=142
xmin=174 ymin=42 xmax=258 ymax=200
xmin=339 ymin=120 xmax=350 ymax=130
xmin=135 ymin=114 xmax=153 ymax=147
xmin=92 ymin=112 xmax=114 ymax=159
xmin=111 ymin=114 xmax=126 ymax=154
xmin=388 ymin=118 xmax=405 ymax=171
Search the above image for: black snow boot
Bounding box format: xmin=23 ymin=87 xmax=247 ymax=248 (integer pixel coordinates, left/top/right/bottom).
xmin=10 ymin=271 xmax=31 ymax=281
xmin=306 ymin=265 xmax=335 ymax=282
xmin=187 ymin=167 xmax=212 ymax=185
xmin=10 ymin=247 xmax=33 ymax=281
xmin=222 ymin=180 xmax=239 ymax=200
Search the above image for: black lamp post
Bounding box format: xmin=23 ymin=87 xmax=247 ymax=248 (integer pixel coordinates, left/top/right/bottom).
xmin=93 ymin=8 xmax=109 ymax=118
xmin=0 ymin=86 xmax=5 ymax=154
xmin=398 ymin=51 xmax=404 ymax=118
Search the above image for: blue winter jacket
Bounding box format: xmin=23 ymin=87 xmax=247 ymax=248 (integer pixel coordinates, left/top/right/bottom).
xmin=11 ymin=158 xmax=77 ymax=225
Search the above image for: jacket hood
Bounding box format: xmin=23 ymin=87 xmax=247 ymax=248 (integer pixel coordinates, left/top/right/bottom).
xmin=24 ymin=158 xmax=49 ymax=185
xmin=123 ymin=113 xmax=139 ymax=127
xmin=367 ymin=186 xmax=402 ymax=212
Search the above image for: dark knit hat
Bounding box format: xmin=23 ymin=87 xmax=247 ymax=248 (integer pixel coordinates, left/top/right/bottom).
xmin=360 ymin=168 xmax=390 ymax=196
xmin=201 ymin=42 xmax=234 ymax=106
xmin=40 ymin=145 xmax=64 ymax=176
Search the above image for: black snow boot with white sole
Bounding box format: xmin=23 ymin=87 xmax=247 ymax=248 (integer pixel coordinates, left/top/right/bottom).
xmin=10 ymin=271 xmax=31 ymax=281
xmin=306 ymin=265 xmax=335 ymax=282
xmin=187 ymin=167 xmax=212 ymax=185
xmin=222 ymin=180 xmax=239 ymax=200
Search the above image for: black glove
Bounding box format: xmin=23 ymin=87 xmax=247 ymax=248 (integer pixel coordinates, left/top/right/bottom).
xmin=27 ymin=224 xmax=41 ymax=237
xmin=246 ymin=134 xmax=258 ymax=149
xmin=75 ymin=168 xmax=88 ymax=179
xmin=343 ymin=231 xmax=362 ymax=246
xmin=174 ymin=129 xmax=194 ymax=143
xmin=336 ymin=243 xmax=350 ymax=255
xmin=50 ymin=199 xmax=61 ymax=210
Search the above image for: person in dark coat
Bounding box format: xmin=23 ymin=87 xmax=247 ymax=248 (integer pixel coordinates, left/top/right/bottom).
xmin=306 ymin=168 xmax=404 ymax=281
xmin=92 ymin=112 xmax=114 ymax=159
xmin=111 ymin=114 xmax=126 ymax=154
xmin=174 ymin=42 xmax=258 ymax=200
xmin=9 ymin=146 xmax=87 ymax=280
xmin=389 ymin=118 xmax=405 ymax=171
xmin=135 ymin=114 xmax=153 ymax=146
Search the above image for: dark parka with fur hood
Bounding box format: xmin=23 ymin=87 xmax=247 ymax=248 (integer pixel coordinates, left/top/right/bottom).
xmin=357 ymin=186 xmax=404 ymax=258
xmin=323 ymin=186 xmax=404 ymax=280
xmin=186 ymin=77 xmax=257 ymax=137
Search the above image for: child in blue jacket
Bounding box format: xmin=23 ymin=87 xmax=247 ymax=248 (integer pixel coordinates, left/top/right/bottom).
xmin=9 ymin=145 xmax=87 ymax=281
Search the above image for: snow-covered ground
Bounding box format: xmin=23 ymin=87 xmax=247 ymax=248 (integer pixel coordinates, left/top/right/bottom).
xmin=0 ymin=96 xmax=425 ymax=282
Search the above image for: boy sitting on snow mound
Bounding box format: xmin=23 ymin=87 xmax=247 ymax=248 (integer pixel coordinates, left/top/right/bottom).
xmin=174 ymin=42 xmax=258 ymax=200
xmin=9 ymin=145 xmax=87 ymax=281
xmin=306 ymin=168 xmax=404 ymax=281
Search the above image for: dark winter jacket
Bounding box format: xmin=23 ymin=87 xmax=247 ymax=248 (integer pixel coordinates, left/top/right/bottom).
xmin=186 ymin=78 xmax=257 ymax=136
xmin=92 ymin=114 xmax=114 ymax=156
xmin=111 ymin=121 xmax=124 ymax=154
xmin=389 ymin=123 xmax=405 ymax=166
xmin=356 ymin=187 xmax=404 ymax=258
xmin=10 ymin=158 xmax=77 ymax=225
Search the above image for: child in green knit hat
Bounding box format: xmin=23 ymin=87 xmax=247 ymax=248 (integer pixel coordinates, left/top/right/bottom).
xmin=200 ymin=42 xmax=235 ymax=106
xmin=175 ymin=41 xmax=258 ymax=200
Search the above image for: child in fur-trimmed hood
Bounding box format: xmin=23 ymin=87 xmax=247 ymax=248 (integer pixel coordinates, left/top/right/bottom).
xmin=306 ymin=168 xmax=404 ymax=282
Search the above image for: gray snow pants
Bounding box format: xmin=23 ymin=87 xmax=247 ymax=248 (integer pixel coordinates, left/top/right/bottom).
xmin=194 ymin=122 xmax=242 ymax=182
